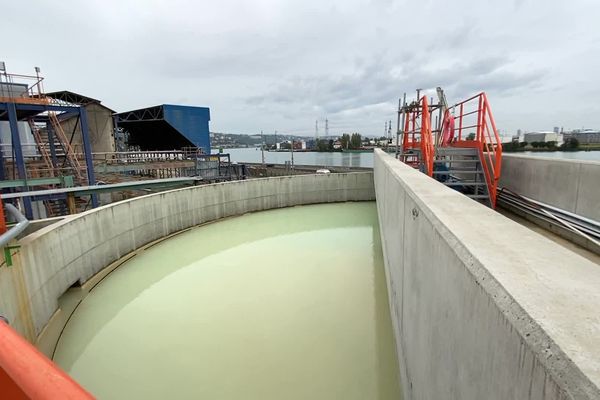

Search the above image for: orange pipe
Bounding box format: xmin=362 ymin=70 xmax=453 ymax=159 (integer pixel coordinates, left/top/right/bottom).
xmin=0 ymin=196 xmax=6 ymax=235
xmin=0 ymin=320 xmax=94 ymax=399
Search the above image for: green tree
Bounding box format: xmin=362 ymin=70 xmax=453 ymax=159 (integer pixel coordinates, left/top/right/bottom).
xmin=560 ymin=138 xmax=579 ymax=151
xmin=466 ymin=132 xmax=476 ymax=141
xmin=350 ymin=133 xmax=362 ymax=149
xmin=340 ymin=134 xmax=351 ymax=149
xmin=501 ymin=141 xmax=519 ymax=152
xmin=316 ymin=139 xmax=331 ymax=152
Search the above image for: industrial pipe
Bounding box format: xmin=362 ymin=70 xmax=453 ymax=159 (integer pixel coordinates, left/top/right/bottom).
xmin=0 ymin=204 xmax=30 ymax=248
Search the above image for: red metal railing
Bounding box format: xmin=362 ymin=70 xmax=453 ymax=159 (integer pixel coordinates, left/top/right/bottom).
xmin=0 ymin=320 xmax=94 ymax=399
xmin=442 ymin=92 xmax=503 ymax=206
xmin=401 ymin=96 xmax=434 ymax=176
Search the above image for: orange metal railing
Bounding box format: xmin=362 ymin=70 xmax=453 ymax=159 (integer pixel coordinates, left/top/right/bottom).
xmin=401 ymin=96 xmax=434 ymax=176
xmin=0 ymin=72 xmax=52 ymax=105
xmin=0 ymin=196 xmax=6 ymax=235
xmin=0 ymin=320 xmax=94 ymax=399
xmin=441 ymin=92 xmax=502 ymax=206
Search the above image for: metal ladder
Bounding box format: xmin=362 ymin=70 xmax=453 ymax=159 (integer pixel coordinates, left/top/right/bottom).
xmin=432 ymin=147 xmax=492 ymax=207
xmin=27 ymin=119 xmax=55 ymax=176
xmin=47 ymin=112 xmax=86 ymax=184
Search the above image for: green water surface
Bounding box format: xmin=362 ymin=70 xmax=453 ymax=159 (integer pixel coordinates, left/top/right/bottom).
xmin=54 ymin=202 xmax=401 ymax=399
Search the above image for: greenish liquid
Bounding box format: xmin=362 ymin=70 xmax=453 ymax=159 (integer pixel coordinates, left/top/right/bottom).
xmin=54 ymin=202 xmax=401 ymax=399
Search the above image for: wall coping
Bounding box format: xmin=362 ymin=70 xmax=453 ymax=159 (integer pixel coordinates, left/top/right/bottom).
xmin=375 ymin=149 xmax=600 ymax=398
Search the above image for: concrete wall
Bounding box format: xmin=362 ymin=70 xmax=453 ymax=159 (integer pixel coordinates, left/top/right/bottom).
xmin=374 ymin=149 xmax=600 ymax=400
xmin=500 ymin=154 xmax=600 ymax=222
xmin=0 ymin=173 xmax=374 ymax=342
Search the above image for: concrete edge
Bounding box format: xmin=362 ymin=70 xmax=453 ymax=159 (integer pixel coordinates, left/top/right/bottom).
xmin=503 ymin=153 xmax=600 ymax=166
xmin=18 ymin=172 xmax=372 ymax=244
xmin=375 ymin=149 xmax=600 ymax=399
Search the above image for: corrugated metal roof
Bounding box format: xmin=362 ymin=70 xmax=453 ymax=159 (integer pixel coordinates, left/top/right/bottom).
xmin=114 ymin=104 xmax=211 ymax=153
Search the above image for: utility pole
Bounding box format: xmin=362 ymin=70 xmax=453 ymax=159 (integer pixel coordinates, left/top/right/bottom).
xmin=290 ymin=137 xmax=294 ymax=174
xmin=315 ymin=120 xmax=319 ymax=141
xmin=325 ymin=118 xmax=329 ymax=137
xmin=260 ymin=130 xmax=265 ymax=167
xmin=395 ymin=98 xmax=401 ymax=156
xmin=397 ymin=93 xmax=406 ymax=158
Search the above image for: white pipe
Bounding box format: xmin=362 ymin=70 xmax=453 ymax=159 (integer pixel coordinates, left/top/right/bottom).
xmin=0 ymin=204 xmax=29 ymax=247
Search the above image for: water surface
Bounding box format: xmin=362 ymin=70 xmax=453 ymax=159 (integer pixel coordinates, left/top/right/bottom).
xmin=222 ymin=147 xmax=600 ymax=167
xmin=54 ymin=202 xmax=401 ymax=399
xmin=223 ymin=147 xmax=375 ymax=167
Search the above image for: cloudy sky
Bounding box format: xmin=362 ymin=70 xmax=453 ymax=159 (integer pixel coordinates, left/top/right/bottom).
xmin=2 ymin=0 xmax=599 ymax=137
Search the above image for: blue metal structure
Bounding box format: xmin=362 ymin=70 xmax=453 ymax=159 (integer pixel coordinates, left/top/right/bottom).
xmin=163 ymin=105 xmax=211 ymax=153
xmin=0 ymin=95 xmax=97 ymax=218
xmin=114 ymin=104 xmax=211 ymax=154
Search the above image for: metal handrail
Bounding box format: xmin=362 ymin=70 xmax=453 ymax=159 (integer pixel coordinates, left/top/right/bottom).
xmin=440 ymin=92 xmax=502 ymax=207
xmin=0 ymin=319 xmax=93 ymax=399
xmin=0 ymin=204 xmax=30 ymax=248
xmin=401 ymin=96 xmax=434 ymax=176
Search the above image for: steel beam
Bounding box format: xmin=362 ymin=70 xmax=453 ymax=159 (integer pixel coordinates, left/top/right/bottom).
xmin=6 ymin=102 xmax=33 ymax=218
xmin=78 ymin=107 xmax=98 ymax=207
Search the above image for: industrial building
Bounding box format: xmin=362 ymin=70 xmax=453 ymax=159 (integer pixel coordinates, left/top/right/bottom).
xmin=523 ymin=131 xmax=563 ymax=144
xmin=114 ymin=104 xmax=211 ymax=153
xmin=569 ymin=129 xmax=600 ymax=144
xmin=0 ymin=66 xmax=213 ymax=219
xmin=45 ymin=91 xmax=116 ymax=154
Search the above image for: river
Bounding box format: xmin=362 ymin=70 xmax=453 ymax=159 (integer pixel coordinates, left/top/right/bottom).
xmin=222 ymin=147 xmax=376 ymax=168
xmin=53 ymin=202 xmax=401 ymax=400
xmin=220 ymin=147 xmax=600 ymax=168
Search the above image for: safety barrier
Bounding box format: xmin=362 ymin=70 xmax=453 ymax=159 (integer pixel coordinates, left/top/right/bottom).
xmin=401 ymin=96 xmax=434 ymax=176
xmin=0 ymin=320 xmax=93 ymax=399
xmin=442 ymin=92 xmax=502 ymax=206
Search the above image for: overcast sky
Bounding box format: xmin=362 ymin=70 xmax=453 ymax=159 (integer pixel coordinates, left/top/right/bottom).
xmin=2 ymin=0 xmax=599 ymax=137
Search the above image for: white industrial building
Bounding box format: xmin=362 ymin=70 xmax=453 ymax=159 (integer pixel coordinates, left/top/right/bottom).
xmin=523 ymin=131 xmax=563 ymax=144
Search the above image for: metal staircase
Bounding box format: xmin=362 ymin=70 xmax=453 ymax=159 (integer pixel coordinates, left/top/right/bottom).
xmin=48 ymin=112 xmax=86 ymax=184
xmin=28 ymin=117 xmax=87 ymax=217
xmin=44 ymin=199 xmax=68 ymax=217
xmin=27 ymin=113 xmax=86 ymax=185
xmin=27 ymin=120 xmax=55 ymax=177
xmin=432 ymin=147 xmax=492 ymax=206
xmin=397 ymin=90 xmax=502 ymax=208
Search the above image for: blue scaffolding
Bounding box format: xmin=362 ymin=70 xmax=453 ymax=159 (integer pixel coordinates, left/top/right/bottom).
xmin=0 ymin=71 xmax=96 ymax=218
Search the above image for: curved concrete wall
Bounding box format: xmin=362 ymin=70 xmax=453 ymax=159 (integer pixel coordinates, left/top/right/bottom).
xmin=0 ymin=173 xmax=374 ymax=341
xmin=374 ymin=149 xmax=600 ymax=400
xmin=500 ymin=154 xmax=600 ymax=221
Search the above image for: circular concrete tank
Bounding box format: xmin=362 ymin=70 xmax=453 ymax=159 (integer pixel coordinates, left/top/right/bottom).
xmin=53 ymin=202 xmax=400 ymax=399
